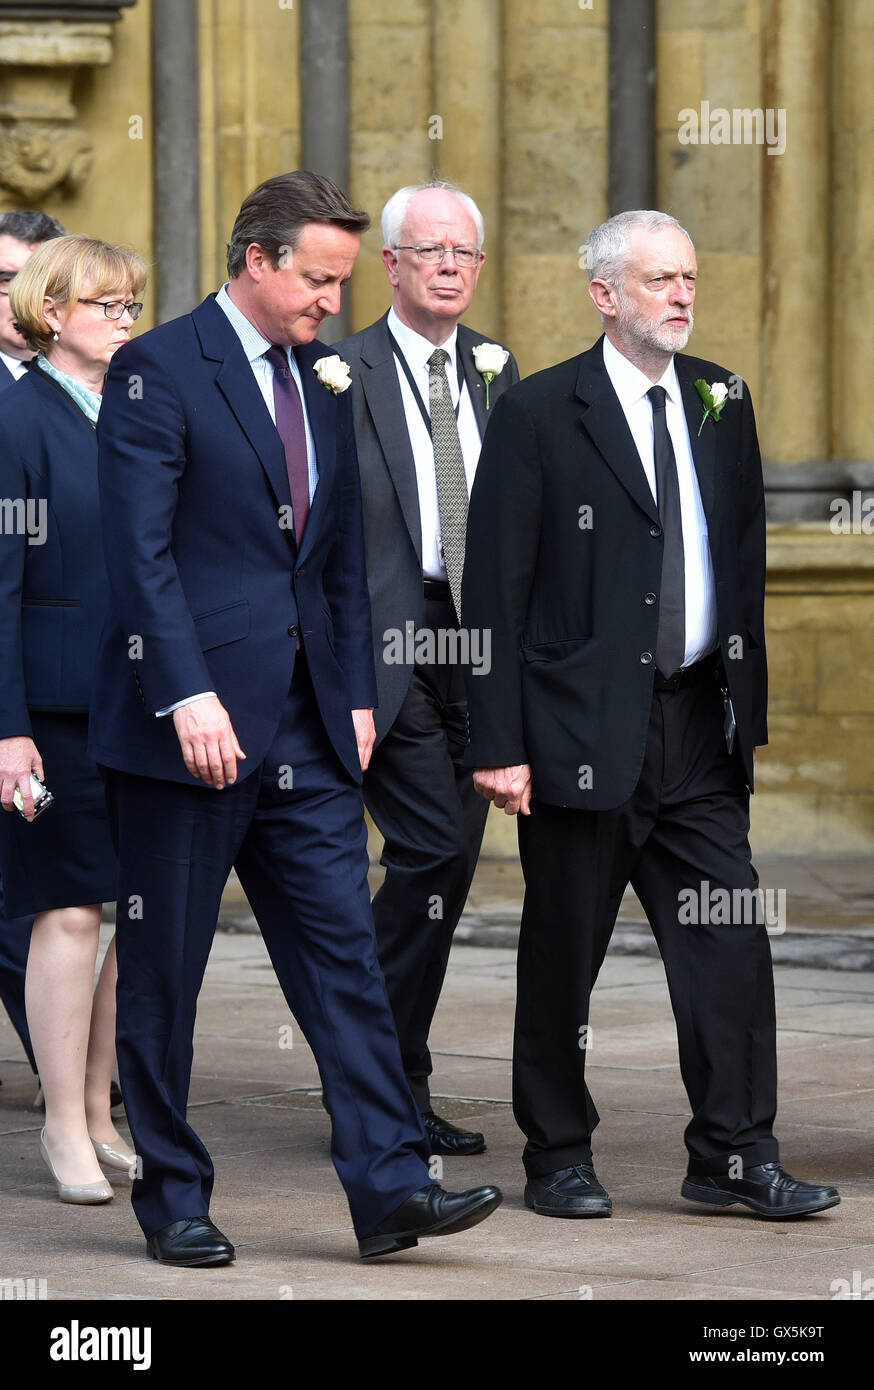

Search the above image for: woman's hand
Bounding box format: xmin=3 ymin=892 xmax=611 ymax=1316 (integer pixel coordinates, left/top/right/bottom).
xmin=0 ymin=736 xmax=45 ymax=820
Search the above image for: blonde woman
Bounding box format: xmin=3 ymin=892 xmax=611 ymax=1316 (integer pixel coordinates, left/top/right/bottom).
xmin=0 ymin=236 xmax=147 ymax=1202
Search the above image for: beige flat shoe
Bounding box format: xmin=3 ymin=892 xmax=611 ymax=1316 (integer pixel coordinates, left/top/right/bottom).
xmin=39 ymin=1129 xmax=113 ymax=1204
xmin=91 ymin=1135 xmax=138 ymax=1175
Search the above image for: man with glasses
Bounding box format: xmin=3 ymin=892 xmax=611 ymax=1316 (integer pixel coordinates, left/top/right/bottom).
xmin=335 ymin=182 xmax=519 ymax=1158
xmin=0 ymin=209 xmax=65 ymax=1095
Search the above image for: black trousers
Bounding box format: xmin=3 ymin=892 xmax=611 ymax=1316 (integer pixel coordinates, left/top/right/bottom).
xmin=364 ymin=594 xmax=490 ymax=1113
xmin=514 ymin=670 xmax=779 ymax=1179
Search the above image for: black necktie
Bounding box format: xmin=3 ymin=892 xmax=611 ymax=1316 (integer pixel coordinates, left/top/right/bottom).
xmin=647 ymin=385 xmax=685 ymax=678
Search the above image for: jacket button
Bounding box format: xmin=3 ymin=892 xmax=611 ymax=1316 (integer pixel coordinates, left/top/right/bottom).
xmin=288 ymin=624 xmax=299 ymax=638
xmin=650 ymin=524 xmax=662 ymax=538
xmin=644 ymin=592 xmax=657 ymax=605
xmin=640 ymin=651 xmax=653 ymax=664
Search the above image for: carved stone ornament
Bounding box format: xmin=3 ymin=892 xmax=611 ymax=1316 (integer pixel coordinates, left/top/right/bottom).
xmin=0 ymin=3 xmax=137 ymax=200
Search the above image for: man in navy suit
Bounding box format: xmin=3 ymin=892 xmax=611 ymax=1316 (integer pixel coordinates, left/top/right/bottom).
xmin=0 ymin=209 xmax=65 ymax=1085
xmin=93 ymin=172 xmax=501 ymax=1266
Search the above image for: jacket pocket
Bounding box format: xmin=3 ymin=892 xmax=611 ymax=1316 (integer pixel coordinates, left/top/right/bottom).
xmin=22 ymin=598 xmax=81 ymax=607
xmin=193 ymin=599 xmax=250 ymax=652
xmin=521 ymin=637 xmax=590 ymax=663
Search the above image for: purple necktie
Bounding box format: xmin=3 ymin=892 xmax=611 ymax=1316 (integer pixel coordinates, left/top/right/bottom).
xmin=265 ymin=345 xmax=310 ymax=547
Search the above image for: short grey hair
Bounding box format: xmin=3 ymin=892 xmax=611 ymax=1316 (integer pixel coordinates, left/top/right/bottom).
xmin=381 ymin=180 xmax=485 ymax=251
xmin=584 ymin=210 xmax=693 ymax=286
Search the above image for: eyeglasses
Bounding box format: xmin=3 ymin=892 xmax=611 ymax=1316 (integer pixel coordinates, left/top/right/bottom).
xmin=78 ymin=298 xmax=144 ymax=321
xmin=393 ymin=243 xmax=483 ymax=268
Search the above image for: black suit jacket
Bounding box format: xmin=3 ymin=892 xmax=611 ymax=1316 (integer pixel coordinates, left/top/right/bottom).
xmin=462 ymin=337 xmax=768 ymax=809
xmin=334 ymin=312 xmax=519 ymax=742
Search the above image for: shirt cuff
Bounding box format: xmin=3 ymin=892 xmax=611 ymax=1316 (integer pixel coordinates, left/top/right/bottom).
xmin=155 ymin=691 xmax=217 ymax=717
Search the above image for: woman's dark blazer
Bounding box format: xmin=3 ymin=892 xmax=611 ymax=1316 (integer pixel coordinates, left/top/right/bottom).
xmin=0 ymin=363 xmax=107 ymax=739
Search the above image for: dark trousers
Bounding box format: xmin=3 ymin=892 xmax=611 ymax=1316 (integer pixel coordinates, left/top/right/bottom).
xmin=515 ymin=672 xmax=779 ymax=1179
xmin=0 ymin=875 xmax=36 ymax=1073
xmin=364 ymin=594 xmax=490 ymax=1112
xmin=104 ymin=655 xmax=433 ymax=1238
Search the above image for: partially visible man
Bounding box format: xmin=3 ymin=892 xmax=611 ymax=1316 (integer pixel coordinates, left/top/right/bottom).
xmin=463 ymin=209 xmax=839 ymax=1222
xmin=0 ymin=208 xmax=66 ymax=1085
xmin=335 ymin=182 xmax=518 ymax=1156
xmin=93 ymin=171 xmax=501 ymax=1266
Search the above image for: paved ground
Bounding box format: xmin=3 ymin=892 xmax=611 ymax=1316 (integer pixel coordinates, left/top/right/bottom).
xmin=1 ymin=865 xmax=872 ymax=1301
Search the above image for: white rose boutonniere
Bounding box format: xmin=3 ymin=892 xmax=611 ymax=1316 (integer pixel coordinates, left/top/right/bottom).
xmin=694 ymin=379 xmax=728 ymax=436
xmin=472 ymin=342 xmax=510 ymax=409
xmin=314 ymin=355 xmax=352 ymax=395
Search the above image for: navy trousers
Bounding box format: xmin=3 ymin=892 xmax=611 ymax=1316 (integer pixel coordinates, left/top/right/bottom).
xmin=103 ymin=654 xmax=434 ymax=1239
xmin=0 ymin=875 xmax=36 ymax=1073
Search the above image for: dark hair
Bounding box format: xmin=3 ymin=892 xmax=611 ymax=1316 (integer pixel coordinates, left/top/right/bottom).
xmin=0 ymin=210 xmax=66 ymax=245
xmin=226 ymin=170 xmax=370 ymax=278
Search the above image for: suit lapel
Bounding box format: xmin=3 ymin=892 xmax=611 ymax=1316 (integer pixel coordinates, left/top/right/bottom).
xmin=575 ymin=342 xmax=661 ymax=526
xmin=676 ymin=357 xmax=716 ymax=529
xmin=457 ymin=326 xmax=488 ymax=437
xmin=360 ymin=316 xmax=422 ymax=563
xmin=294 ymin=339 xmax=336 ymax=561
xmin=193 ymin=296 xmax=291 ymax=512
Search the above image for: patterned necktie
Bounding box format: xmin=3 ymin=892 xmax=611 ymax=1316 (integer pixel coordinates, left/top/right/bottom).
xmin=265 ymin=345 xmax=309 ymax=547
xmin=428 ymin=347 xmax=468 ymax=621
xmin=647 ymin=385 xmax=685 ymax=678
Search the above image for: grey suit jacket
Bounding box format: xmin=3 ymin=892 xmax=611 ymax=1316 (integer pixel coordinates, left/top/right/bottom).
xmin=334 ymin=312 xmax=520 ymax=743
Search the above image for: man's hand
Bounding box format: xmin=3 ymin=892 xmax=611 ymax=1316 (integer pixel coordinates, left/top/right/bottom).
xmin=473 ymin=764 xmax=533 ymax=816
xmin=172 ymin=696 xmax=245 ymax=789
xmin=0 ymin=736 xmax=44 ymax=820
xmin=352 ymin=708 xmax=376 ymax=772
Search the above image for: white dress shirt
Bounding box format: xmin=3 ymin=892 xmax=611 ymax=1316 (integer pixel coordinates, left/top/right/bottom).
xmin=157 ymin=284 xmax=319 ymax=717
xmin=0 ymin=350 xmax=29 ymax=381
xmin=602 ymin=335 xmax=717 ymax=668
xmin=387 ymin=306 xmax=482 ymax=581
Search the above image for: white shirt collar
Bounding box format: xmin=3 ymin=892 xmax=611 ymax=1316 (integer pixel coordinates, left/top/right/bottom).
xmin=0 ymin=349 xmax=29 ymax=380
xmin=215 ymin=282 xmax=277 ymax=364
xmin=387 ymin=306 xmax=458 ymax=372
xmin=602 ymin=334 xmax=680 ymax=409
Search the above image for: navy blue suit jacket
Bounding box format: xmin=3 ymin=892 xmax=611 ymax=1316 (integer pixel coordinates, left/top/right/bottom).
xmin=0 ymin=364 xmax=106 ymax=738
xmin=90 ymin=294 xmax=377 ymax=787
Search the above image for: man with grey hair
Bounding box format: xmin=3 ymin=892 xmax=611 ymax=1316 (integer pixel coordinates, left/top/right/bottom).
xmin=334 ymin=181 xmax=519 ymax=1157
xmin=463 ymin=210 xmax=839 ymax=1221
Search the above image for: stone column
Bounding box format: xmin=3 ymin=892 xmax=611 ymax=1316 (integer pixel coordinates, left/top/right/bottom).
xmin=152 ymin=0 xmax=199 ymax=322
xmin=760 ymin=0 xmax=830 ymax=465
xmin=502 ymin=0 xmax=608 ymax=377
xmin=431 ymin=0 xmax=502 ymax=338
xmin=831 ymin=0 xmax=874 ymax=462
xmin=300 ymin=0 xmax=350 ymax=341
xmin=609 ymin=0 xmax=655 ymax=213
xmin=198 ymin=0 xmax=301 ymax=297
xmin=347 ymin=1 xmax=432 ymax=332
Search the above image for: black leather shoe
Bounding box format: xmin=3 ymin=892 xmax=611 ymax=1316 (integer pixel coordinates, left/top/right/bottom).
xmin=524 ymin=1164 xmax=613 ymax=1218
xmin=146 ymin=1217 xmax=236 ymax=1267
xmin=423 ymin=1110 xmax=486 ymax=1156
xmin=682 ymin=1163 xmax=840 ymax=1219
xmin=359 ymin=1183 xmax=502 ymax=1257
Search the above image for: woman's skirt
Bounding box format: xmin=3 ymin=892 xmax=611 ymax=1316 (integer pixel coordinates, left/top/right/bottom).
xmin=0 ymin=711 xmax=117 ymax=916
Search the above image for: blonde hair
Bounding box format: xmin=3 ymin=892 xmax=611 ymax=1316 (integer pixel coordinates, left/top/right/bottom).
xmin=9 ymin=234 xmax=147 ymax=352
